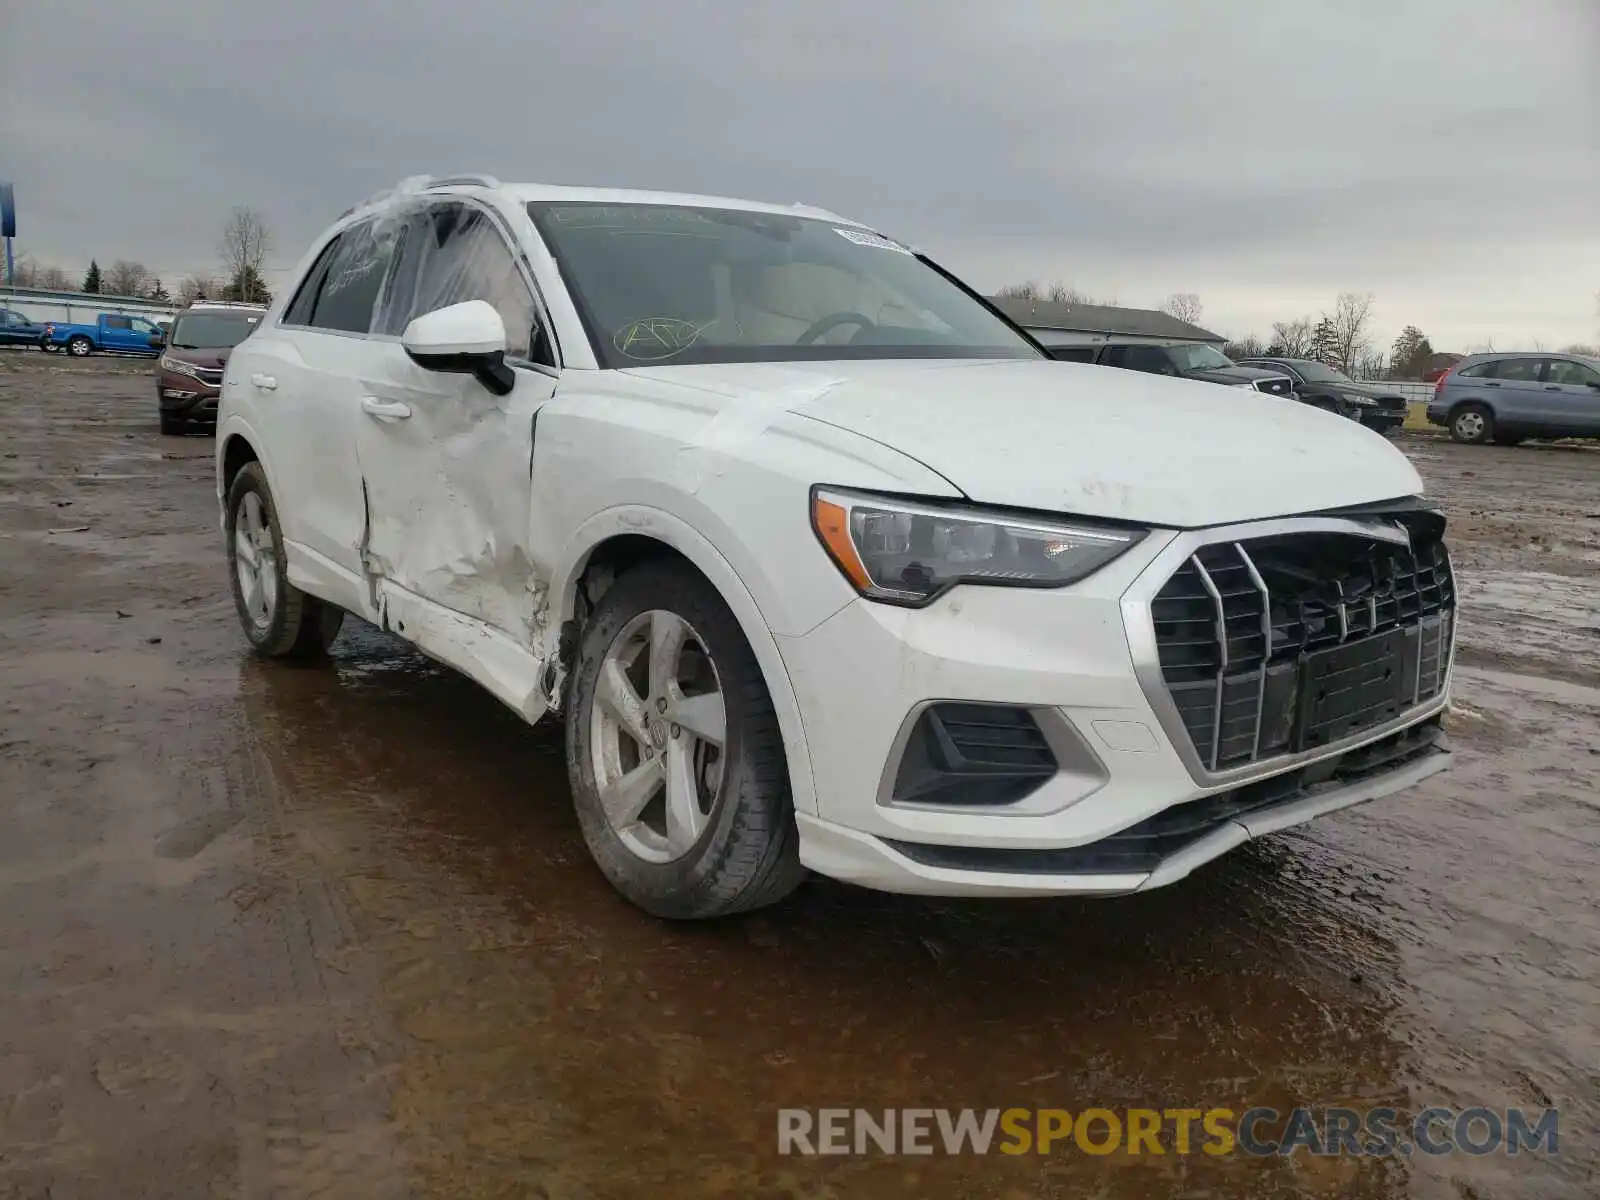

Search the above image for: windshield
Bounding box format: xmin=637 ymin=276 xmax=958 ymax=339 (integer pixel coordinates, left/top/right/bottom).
xmin=1168 ymin=343 xmax=1234 ymax=371
xmin=1283 ymin=359 xmax=1351 ymax=384
xmin=526 ymin=202 xmax=1041 ymax=367
xmin=169 ymin=311 xmax=261 ymax=349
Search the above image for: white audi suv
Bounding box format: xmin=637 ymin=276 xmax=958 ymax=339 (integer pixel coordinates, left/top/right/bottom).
xmin=216 ymin=175 xmax=1455 ymax=918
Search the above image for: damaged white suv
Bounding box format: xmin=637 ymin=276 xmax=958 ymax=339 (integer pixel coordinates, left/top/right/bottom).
xmin=217 ymin=175 xmax=1455 ymax=918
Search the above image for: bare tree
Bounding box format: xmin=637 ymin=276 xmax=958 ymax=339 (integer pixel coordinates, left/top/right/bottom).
xmin=1329 ymin=292 xmax=1376 ymax=374
xmin=994 ymin=280 xmax=1096 ymax=306
xmin=219 ymin=206 xmax=272 ymax=303
xmin=1560 ymin=342 xmax=1599 ymax=356
xmin=178 ymin=274 xmax=220 ymax=304
xmin=994 ymin=280 xmax=1043 ymax=300
xmin=1222 ymin=334 xmax=1266 ymax=360
xmin=1046 ymin=282 xmax=1094 ymax=306
xmin=1161 ymin=293 xmax=1203 ymax=325
xmin=1268 ymin=317 xmax=1316 ymax=358
xmin=40 ymin=265 xmax=69 ymax=290
xmin=104 ymin=260 xmax=151 ymax=297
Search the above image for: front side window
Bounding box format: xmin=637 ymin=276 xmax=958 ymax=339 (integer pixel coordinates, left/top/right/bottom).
xmin=1544 ymin=359 xmax=1599 ymax=386
xmin=1280 ymin=359 xmax=1349 ymax=384
xmin=526 ymin=202 xmax=1041 ymax=368
xmin=170 ymin=311 xmax=261 ymax=349
xmin=381 ymin=203 xmax=538 ymax=361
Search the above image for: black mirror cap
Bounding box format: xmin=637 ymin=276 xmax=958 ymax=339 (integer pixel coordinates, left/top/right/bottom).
xmin=404 ymin=346 xmax=515 ymax=396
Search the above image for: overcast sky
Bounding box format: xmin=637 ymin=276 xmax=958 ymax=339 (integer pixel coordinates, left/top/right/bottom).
xmin=5 ymin=0 xmax=1597 ymax=351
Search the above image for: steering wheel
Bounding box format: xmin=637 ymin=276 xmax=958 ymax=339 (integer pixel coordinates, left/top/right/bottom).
xmin=796 ymin=311 xmax=876 ymax=346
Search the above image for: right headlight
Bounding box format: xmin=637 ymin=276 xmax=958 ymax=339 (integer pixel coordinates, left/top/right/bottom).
xmin=810 ymin=487 xmax=1146 ymax=606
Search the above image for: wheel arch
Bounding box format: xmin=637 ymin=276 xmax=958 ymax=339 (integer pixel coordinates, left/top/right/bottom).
xmin=551 ymin=509 xmax=819 ymax=818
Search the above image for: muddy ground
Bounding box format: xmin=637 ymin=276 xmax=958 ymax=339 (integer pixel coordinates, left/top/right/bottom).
xmin=0 ymin=352 xmax=1595 ymax=1199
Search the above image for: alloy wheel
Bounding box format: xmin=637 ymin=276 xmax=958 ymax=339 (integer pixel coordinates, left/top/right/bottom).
xmin=589 ymin=609 xmax=727 ymax=864
xmin=233 ymin=491 xmax=279 ymax=630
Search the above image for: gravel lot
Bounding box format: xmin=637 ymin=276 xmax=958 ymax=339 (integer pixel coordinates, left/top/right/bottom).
xmin=2 ymin=353 xmax=1596 ymax=1199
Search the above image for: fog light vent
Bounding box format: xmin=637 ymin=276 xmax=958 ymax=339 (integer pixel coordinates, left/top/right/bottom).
xmin=889 ymin=703 xmax=1057 ymax=808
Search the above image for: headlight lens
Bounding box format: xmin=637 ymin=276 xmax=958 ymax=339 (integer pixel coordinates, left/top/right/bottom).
xmin=160 ymin=354 xmax=198 ymax=377
xmin=811 ymin=488 xmax=1145 ymax=606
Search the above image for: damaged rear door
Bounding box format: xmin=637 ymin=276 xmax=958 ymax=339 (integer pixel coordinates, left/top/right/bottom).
xmin=355 ymin=199 xmax=558 ymax=709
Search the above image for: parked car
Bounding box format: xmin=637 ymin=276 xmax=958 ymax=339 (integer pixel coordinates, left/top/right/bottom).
xmin=1067 ymin=339 xmax=1299 ymax=398
xmin=1426 ymin=351 xmax=1600 ymax=444
xmin=0 ymin=307 xmax=50 ymax=349
xmin=218 ymin=177 xmax=1455 ymax=918
xmin=155 ymin=301 xmax=266 ymax=435
xmin=43 ymin=312 xmax=167 ymax=357
xmin=1237 ymin=356 xmax=1408 ymax=435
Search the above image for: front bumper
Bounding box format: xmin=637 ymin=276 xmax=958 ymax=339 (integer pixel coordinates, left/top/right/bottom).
xmin=776 ymin=517 xmax=1454 ymax=897
xmin=158 ymin=378 xmax=221 ymax=419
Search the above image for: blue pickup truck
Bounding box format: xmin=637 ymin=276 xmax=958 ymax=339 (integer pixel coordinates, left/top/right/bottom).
xmin=0 ymin=307 xmax=50 ymax=349
xmin=43 ymin=312 xmax=167 ymax=357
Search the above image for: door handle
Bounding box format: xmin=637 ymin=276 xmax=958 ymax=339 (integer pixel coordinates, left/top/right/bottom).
xmin=361 ymin=396 xmax=412 ymax=421
xmin=1544 ymin=385 xmax=1562 ymax=391
xmin=1484 ymin=381 xmax=1500 ymax=387
xmin=251 ymin=373 xmax=277 ymax=391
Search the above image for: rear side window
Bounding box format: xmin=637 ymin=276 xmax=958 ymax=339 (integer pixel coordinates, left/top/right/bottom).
xmin=106 ymin=316 xmax=131 ymax=330
xmin=283 ymin=236 xmax=344 ymax=327
xmin=1050 ymin=347 xmax=1096 ymax=363
xmin=1491 ymin=358 xmax=1541 ymax=382
xmin=280 ymin=222 xmax=393 ymax=334
xmin=1456 ymin=362 xmax=1491 ymax=378
xmin=1104 ymin=345 xmax=1174 ymax=374
xmin=310 ymin=223 xmax=391 ymax=333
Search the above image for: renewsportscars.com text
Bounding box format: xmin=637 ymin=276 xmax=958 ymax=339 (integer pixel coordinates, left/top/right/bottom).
xmin=777 ymin=1106 xmax=1559 ymax=1158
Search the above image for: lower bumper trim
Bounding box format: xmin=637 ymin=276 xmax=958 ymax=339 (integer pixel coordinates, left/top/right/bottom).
xmin=798 ymin=720 xmax=1451 ymax=898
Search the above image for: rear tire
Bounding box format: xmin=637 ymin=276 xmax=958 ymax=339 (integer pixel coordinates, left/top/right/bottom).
xmin=67 ymin=336 xmax=93 ymax=357
xmin=225 ymin=463 xmax=343 ymax=659
xmin=565 ymin=561 xmax=805 ymax=919
xmin=1449 ymin=403 xmax=1494 ymax=444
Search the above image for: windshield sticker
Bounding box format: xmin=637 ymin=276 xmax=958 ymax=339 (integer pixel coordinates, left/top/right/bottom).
xmin=834 ymin=228 xmax=912 ymax=254
xmin=613 ymin=317 xmax=708 ymax=362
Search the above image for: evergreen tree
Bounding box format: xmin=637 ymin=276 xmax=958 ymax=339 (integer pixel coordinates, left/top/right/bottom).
xmin=146 ymin=277 xmax=172 ymax=304
xmin=82 ymin=260 xmax=102 ymax=294
xmin=1312 ymin=316 xmax=1341 ymax=368
xmin=222 ymin=265 xmax=272 ymax=305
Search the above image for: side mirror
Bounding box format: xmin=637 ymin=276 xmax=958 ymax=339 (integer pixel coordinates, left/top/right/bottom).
xmin=402 ymin=300 xmax=514 ymax=396
xmin=149 ymin=332 xmax=166 ymax=349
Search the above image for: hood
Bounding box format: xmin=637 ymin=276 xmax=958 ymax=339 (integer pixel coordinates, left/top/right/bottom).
xmin=625 ymin=359 xmax=1423 ymax=529
xmin=1184 ymin=364 xmax=1295 ymax=396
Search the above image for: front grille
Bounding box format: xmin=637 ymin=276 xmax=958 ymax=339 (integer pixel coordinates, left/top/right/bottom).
xmin=889 ymin=703 xmax=1057 ymax=807
xmin=1152 ymin=530 xmax=1453 ymax=771
xmin=193 ymin=366 xmax=225 ymax=386
xmin=884 ymin=717 xmax=1444 ymax=876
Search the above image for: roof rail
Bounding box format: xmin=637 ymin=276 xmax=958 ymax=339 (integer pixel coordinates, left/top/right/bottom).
xmin=424 ymin=174 xmax=501 ymax=190
xmin=339 ymin=174 xmax=501 ymax=218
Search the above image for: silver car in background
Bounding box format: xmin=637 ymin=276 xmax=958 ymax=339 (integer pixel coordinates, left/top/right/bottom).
xmin=1427 ymin=351 xmax=1600 ymax=445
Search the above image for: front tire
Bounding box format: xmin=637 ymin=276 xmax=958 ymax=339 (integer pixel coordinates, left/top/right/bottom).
xmin=159 ymin=412 xmax=181 ymax=435
xmin=225 ymin=463 xmax=343 ymax=659
xmin=67 ymin=336 xmax=93 ymax=357
xmin=1449 ymin=403 xmax=1494 ymax=444
xmin=565 ymin=561 xmax=804 ymax=918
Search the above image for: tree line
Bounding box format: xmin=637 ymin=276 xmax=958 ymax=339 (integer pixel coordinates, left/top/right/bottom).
xmin=8 ymin=207 xmax=275 ymax=307
xmin=995 ymin=281 xmax=1599 ymax=380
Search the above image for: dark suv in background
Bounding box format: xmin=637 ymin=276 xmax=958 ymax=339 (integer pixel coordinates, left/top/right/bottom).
xmin=155 ymin=302 xmax=265 ymax=435
xmin=1238 ymin=356 xmax=1409 ymax=435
